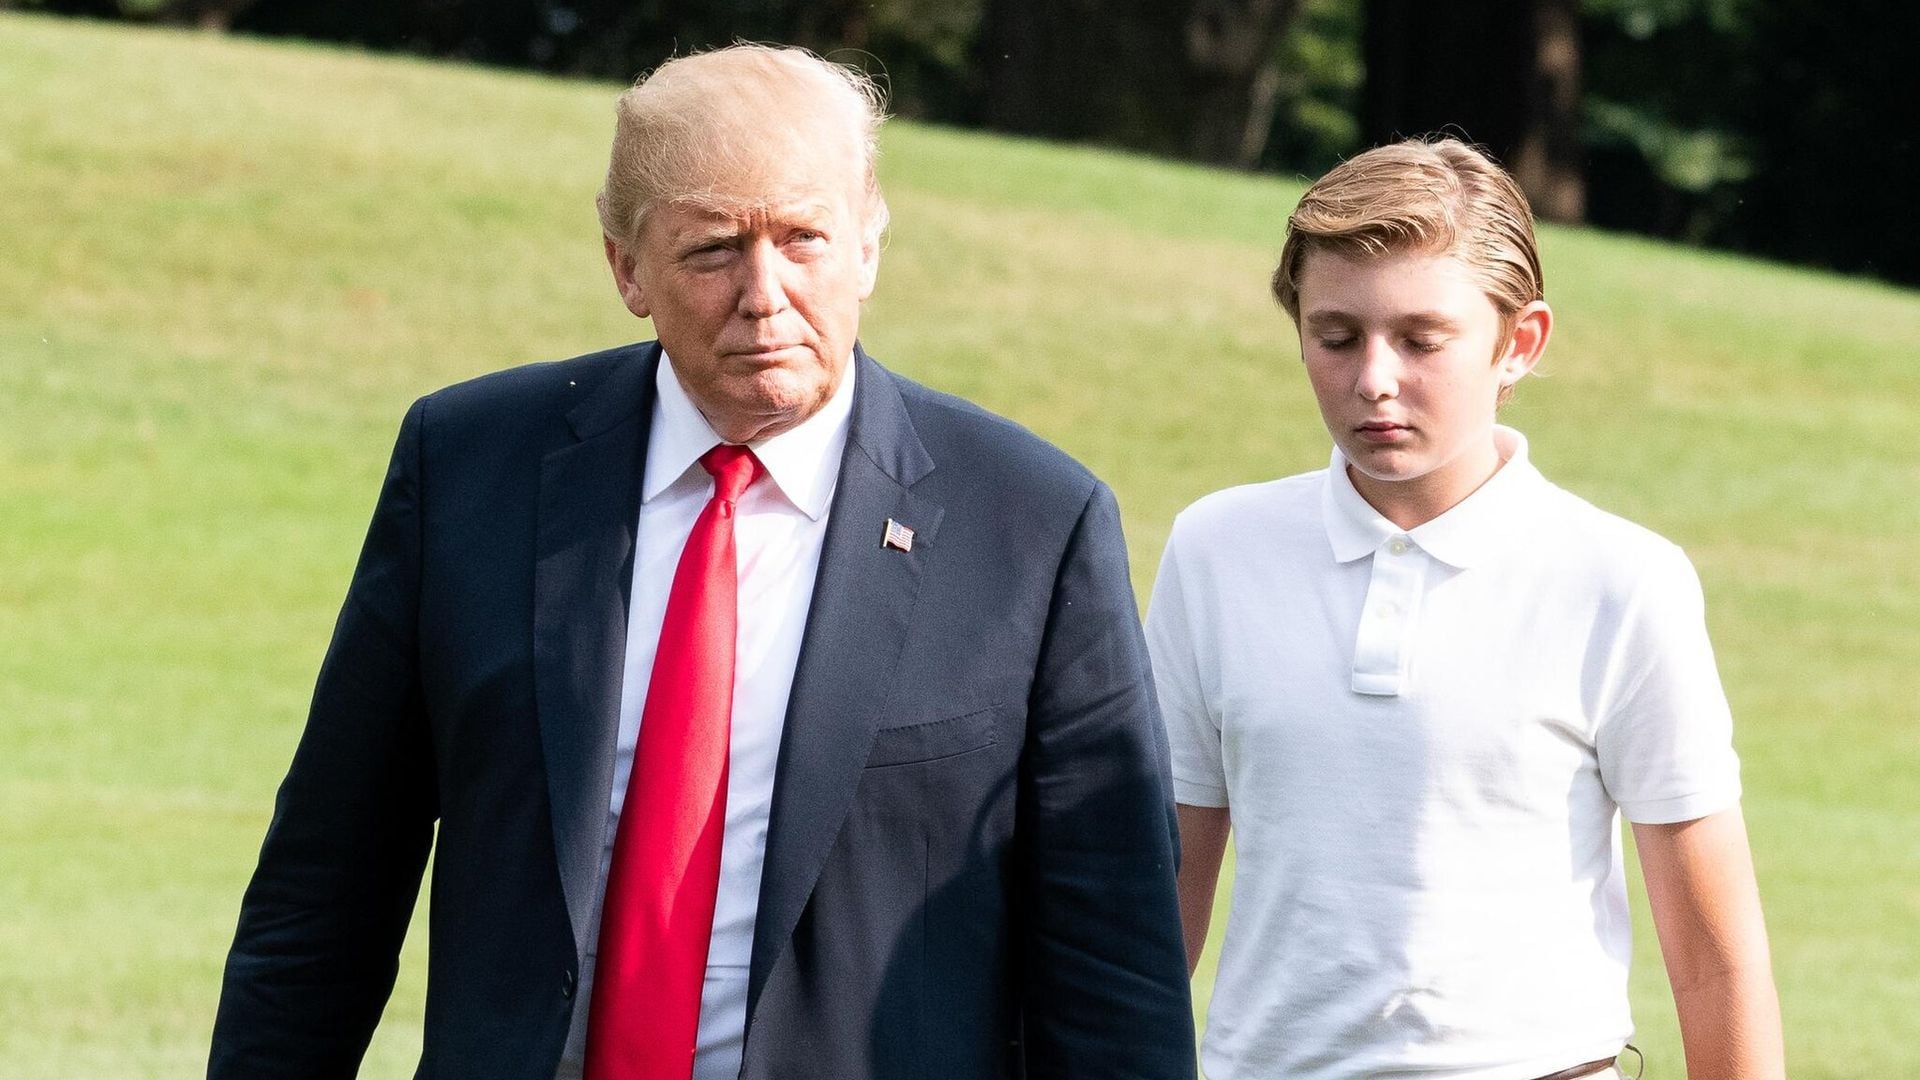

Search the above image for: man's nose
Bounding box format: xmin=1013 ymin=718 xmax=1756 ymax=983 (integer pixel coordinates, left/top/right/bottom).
xmin=1354 ymin=337 xmax=1400 ymax=400
xmin=736 ymin=240 xmax=791 ymax=318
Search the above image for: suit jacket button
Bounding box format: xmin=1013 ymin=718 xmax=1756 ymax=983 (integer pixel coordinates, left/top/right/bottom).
xmin=562 ymin=969 xmax=577 ymax=999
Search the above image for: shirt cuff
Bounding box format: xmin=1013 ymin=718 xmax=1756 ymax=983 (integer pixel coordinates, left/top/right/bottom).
xmin=1617 ymin=779 xmax=1742 ymax=824
xmin=1172 ymin=775 xmax=1229 ymax=808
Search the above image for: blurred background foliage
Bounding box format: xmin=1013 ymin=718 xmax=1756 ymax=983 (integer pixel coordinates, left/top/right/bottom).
xmin=8 ymin=0 xmax=1912 ymax=284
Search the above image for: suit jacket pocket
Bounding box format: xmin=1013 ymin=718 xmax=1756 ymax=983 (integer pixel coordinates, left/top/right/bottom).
xmin=863 ymin=705 xmax=1002 ymax=768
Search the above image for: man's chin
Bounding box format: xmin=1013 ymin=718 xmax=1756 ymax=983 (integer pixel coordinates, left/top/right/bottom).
xmin=725 ymin=345 xmax=816 ymax=367
xmin=709 ymin=373 xmax=835 ymax=440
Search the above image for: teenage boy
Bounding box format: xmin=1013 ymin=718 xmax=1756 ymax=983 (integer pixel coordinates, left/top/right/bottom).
xmin=1146 ymin=139 xmax=1784 ymax=1080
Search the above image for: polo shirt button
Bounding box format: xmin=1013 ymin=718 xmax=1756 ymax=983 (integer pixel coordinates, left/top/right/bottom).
xmin=1387 ymin=537 xmax=1411 ymax=555
xmin=562 ymin=968 xmax=577 ymax=999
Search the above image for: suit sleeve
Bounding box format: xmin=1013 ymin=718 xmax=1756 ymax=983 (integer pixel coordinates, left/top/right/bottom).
xmin=1018 ymin=480 xmax=1197 ymax=1080
xmin=209 ymin=397 xmax=440 ymax=1079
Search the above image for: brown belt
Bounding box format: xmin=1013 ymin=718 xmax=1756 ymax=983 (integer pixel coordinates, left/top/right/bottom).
xmin=1531 ymin=1058 xmax=1616 ymax=1080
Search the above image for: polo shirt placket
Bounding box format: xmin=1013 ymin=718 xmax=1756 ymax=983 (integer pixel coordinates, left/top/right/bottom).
xmin=1351 ymin=532 xmax=1427 ymax=696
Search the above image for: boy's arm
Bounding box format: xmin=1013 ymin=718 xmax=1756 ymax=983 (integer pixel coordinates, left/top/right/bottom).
xmin=1175 ymin=804 xmax=1231 ymax=976
xmin=1633 ymin=805 xmax=1784 ymax=1080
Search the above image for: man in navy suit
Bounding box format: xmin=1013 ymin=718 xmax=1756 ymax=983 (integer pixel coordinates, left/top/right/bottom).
xmin=210 ymin=44 xmax=1194 ymax=1080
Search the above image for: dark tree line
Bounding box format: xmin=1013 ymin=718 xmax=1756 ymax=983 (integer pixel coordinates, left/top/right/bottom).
xmin=1583 ymin=0 xmax=1919 ymax=284
xmin=979 ymin=0 xmax=1301 ymax=168
xmin=1361 ymin=0 xmax=1584 ymax=223
xmin=12 ymin=0 xmax=1915 ymax=285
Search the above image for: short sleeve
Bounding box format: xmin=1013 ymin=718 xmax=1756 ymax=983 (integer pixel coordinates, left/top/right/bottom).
xmin=1594 ymin=544 xmax=1743 ymax=824
xmin=1145 ymin=519 xmax=1229 ymax=808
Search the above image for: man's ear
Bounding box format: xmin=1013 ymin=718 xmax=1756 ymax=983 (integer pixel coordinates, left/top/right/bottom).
xmin=855 ymin=222 xmax=882 ymax=302
xmin=605 ymin=236 xmax=651 ymax=319
xmin=1498 ymin=300 xmax=1552 ymax=388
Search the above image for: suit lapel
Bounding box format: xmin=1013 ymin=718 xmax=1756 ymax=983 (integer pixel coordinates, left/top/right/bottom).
xmin=746 ymin=348 xmax=945 ymax=1019
xmin=533 ymin=343 xmax=659 ymax=952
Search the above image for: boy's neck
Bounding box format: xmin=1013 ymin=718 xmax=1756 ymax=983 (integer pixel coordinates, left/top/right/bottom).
xmin=1348 ymin=431 xmax=1512 ymax=532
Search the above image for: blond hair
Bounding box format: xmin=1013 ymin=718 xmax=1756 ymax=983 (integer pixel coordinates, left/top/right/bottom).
xmin=597 ymin=44 xmax=889 ymax=246
xmin=1272 ymin=138 xmax=1543 ymax=328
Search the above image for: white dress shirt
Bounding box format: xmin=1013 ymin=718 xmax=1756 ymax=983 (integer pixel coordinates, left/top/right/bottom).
xmin=557 ymin=353 xmax=854 ymax=1080
xmin=1147 ymin=427 xmax=1741 ymax=1079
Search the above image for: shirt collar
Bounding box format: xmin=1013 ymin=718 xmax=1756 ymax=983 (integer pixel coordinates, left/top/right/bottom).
xmin=642 ymin=351 xmax=856 ymax=521
xmin=1320 ymin=425 xmax=1543 ymax=569
xmin=1321 ymin=446 xmax=1397 ymax=564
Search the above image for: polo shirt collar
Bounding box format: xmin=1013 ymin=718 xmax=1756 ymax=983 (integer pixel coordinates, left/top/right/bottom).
xmin=642 ymin=351 xmax=856 ymax=521
xmin=1321 ymin=425 xmax=1542 ymax=569
xmin=1322 ymin=449 xmax=1397 ymax=564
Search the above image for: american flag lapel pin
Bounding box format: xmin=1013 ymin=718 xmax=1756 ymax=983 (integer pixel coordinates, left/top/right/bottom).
xmin=881 ymin=518 xmax=915 ymax=552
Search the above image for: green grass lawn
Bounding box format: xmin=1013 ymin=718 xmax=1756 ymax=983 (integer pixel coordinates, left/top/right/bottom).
xmin=4 ymin=13 xmax=1917 ymax=1077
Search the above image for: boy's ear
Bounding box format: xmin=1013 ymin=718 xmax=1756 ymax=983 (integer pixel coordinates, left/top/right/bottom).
xmin=1498 ymin=300 xmax=1553 ymax=387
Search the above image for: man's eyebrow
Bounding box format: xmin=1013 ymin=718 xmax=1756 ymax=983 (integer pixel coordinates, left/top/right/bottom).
xmin=670 ymin=223 xmax=742 ymax=249
xmin=767 ymin=201 xmax=837 ymax=226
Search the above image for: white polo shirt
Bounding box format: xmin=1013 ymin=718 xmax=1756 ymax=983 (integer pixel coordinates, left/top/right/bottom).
xmin=1146 ymin=427 xmax=1741 ymax=1080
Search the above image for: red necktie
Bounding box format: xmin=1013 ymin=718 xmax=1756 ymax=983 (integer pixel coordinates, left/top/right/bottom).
xmin=586 ymin=444 xmax=763 ymax=1080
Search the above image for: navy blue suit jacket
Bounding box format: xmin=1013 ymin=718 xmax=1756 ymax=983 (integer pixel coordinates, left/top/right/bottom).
xmin=210 ymin=343 xmax=1195 ymax=1079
